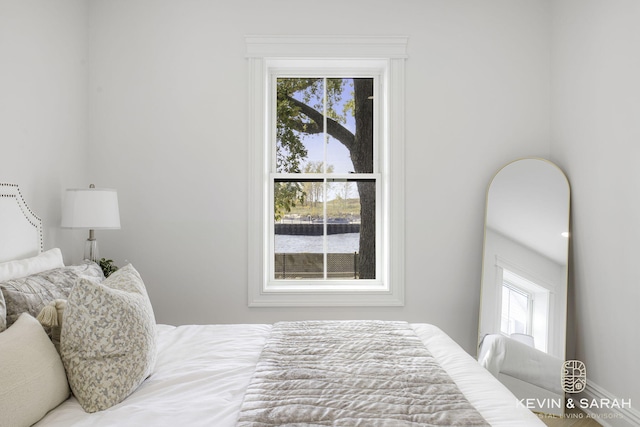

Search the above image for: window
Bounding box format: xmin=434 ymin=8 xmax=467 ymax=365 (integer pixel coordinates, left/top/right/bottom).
xmin=273 ymin=77 xmax=377 ymax=282
xmin=499 ymin=268 xmax=551 ymax=352
xmin=247 ymin=36 xmax=407 ymax=306
xmin=501 ymin=283 xmax=532 ymax=336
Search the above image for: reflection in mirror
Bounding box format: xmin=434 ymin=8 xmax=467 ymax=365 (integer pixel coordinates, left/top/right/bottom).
xmin=477 ymin=158 xmax=570 ymax=416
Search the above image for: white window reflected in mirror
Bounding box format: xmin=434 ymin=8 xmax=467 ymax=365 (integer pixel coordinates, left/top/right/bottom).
xmin=501 ymin=281 xmax=532 ymax=336
xmin=499 ymin=267 xmax=551 ymax=354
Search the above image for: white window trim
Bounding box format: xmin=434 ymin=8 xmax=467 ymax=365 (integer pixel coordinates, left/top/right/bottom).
xmin=246 ymin=35 xmax=407 ymax=307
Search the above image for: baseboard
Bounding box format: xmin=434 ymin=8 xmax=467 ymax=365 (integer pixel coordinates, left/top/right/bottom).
xmin=576 ymin=379 xmax=640 ymax=427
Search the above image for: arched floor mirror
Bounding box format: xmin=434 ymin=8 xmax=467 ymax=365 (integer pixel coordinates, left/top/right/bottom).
xmin=477 ymin=158 xmax=570 ymax=416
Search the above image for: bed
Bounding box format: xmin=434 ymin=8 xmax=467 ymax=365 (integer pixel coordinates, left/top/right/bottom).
xmin=0 ymin=183 xmax=544 ymax=427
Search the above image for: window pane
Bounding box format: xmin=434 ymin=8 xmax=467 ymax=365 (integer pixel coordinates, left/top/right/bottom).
xmin=327 ymin=179 xmax=375 ymax=279
xmin=501 ymin=285 xmax=529 ymax=335
xmin=330 ymin=78 xmax=374 ymax=174
xmin=326 ymin=179 xmax=361 ymax=279
xmin=276 ymin=78 xmax=323 ymax=173
xmin=325 ymin=78 xmax=371 ymax=174
xmin=274 ymin=179 xmax=323 ymax=280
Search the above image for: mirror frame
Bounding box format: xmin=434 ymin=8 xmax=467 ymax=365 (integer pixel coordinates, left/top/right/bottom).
xmin=478 ymin=157 xmax=571 ymax=358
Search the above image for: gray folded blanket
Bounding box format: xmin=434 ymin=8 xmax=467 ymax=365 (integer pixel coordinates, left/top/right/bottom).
xmin=237 ymin=320 xmax=489 ymax=426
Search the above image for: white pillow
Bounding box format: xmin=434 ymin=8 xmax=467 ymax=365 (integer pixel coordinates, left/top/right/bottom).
xmin=0 ymin=248 xmax=64 ymax=282
xmin=61 ymin=264 xmax=157 ymax=413
xmin=0 ymin=313 xmax=70 ymax=427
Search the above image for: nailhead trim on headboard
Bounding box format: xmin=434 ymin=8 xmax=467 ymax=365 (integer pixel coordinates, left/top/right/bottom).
xmin=0 ymin=183 xmax=44 ymax=253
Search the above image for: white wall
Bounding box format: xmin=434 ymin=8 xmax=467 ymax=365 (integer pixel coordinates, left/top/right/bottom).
xmin=85 ymin=0 xmax=553 ymax=354
xmin=552 ymin=0 xmax=640 ymax=420
xmin=0 ymin=0 xmax=89 ymax=262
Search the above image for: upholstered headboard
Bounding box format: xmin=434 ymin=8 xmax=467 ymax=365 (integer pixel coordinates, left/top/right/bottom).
xmin=0 ymin=183 xmax=43 ymax=263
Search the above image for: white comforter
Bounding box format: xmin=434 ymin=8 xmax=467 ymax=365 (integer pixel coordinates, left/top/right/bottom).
xmin=36 ymin=323 xmax=543 ymax=426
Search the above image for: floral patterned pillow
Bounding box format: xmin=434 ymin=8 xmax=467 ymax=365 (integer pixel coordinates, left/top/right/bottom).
xmin=0 ymin=261 xmax=104 ymax=332
xmin=60 ymin=264 xmax=157 ymax=413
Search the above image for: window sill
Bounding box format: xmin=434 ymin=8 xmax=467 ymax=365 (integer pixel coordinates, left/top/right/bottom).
xmin=248 ymin=286 xmax=404 ymax=307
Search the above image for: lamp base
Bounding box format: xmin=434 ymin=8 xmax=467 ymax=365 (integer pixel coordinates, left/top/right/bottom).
xmin=84 ymin=239 xmax=99 ymax=262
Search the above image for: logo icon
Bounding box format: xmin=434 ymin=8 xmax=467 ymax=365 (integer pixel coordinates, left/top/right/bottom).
xmin=562 ymin=360 xmax=587 ymax=393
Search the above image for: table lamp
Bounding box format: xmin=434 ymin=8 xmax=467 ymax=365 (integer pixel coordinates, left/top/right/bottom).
xmin=61 ymin=184 xmax=120 ymax=261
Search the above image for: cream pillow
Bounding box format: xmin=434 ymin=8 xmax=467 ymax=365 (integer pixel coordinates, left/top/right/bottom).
xmin=61 ymin=264 xmax=157 ymax=413
xmin=0 ymin=248 xmax=64 ymax=282
xmin=0 ymin=313 xmax=70 ymax=427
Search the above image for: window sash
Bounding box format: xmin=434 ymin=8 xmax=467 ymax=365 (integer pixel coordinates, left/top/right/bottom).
xmin=269 ymin=175 xmax=381 ymax=285
xmin=270 ymin=74 xmax=380 ymax=175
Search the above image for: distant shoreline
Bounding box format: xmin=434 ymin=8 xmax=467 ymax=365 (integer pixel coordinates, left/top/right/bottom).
xmin=275 ymin=223 xmax=360 ymax=236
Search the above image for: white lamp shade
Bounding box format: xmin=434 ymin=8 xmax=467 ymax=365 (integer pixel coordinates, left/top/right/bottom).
xmin=61 ymin=188 xmax=121 ymax=229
